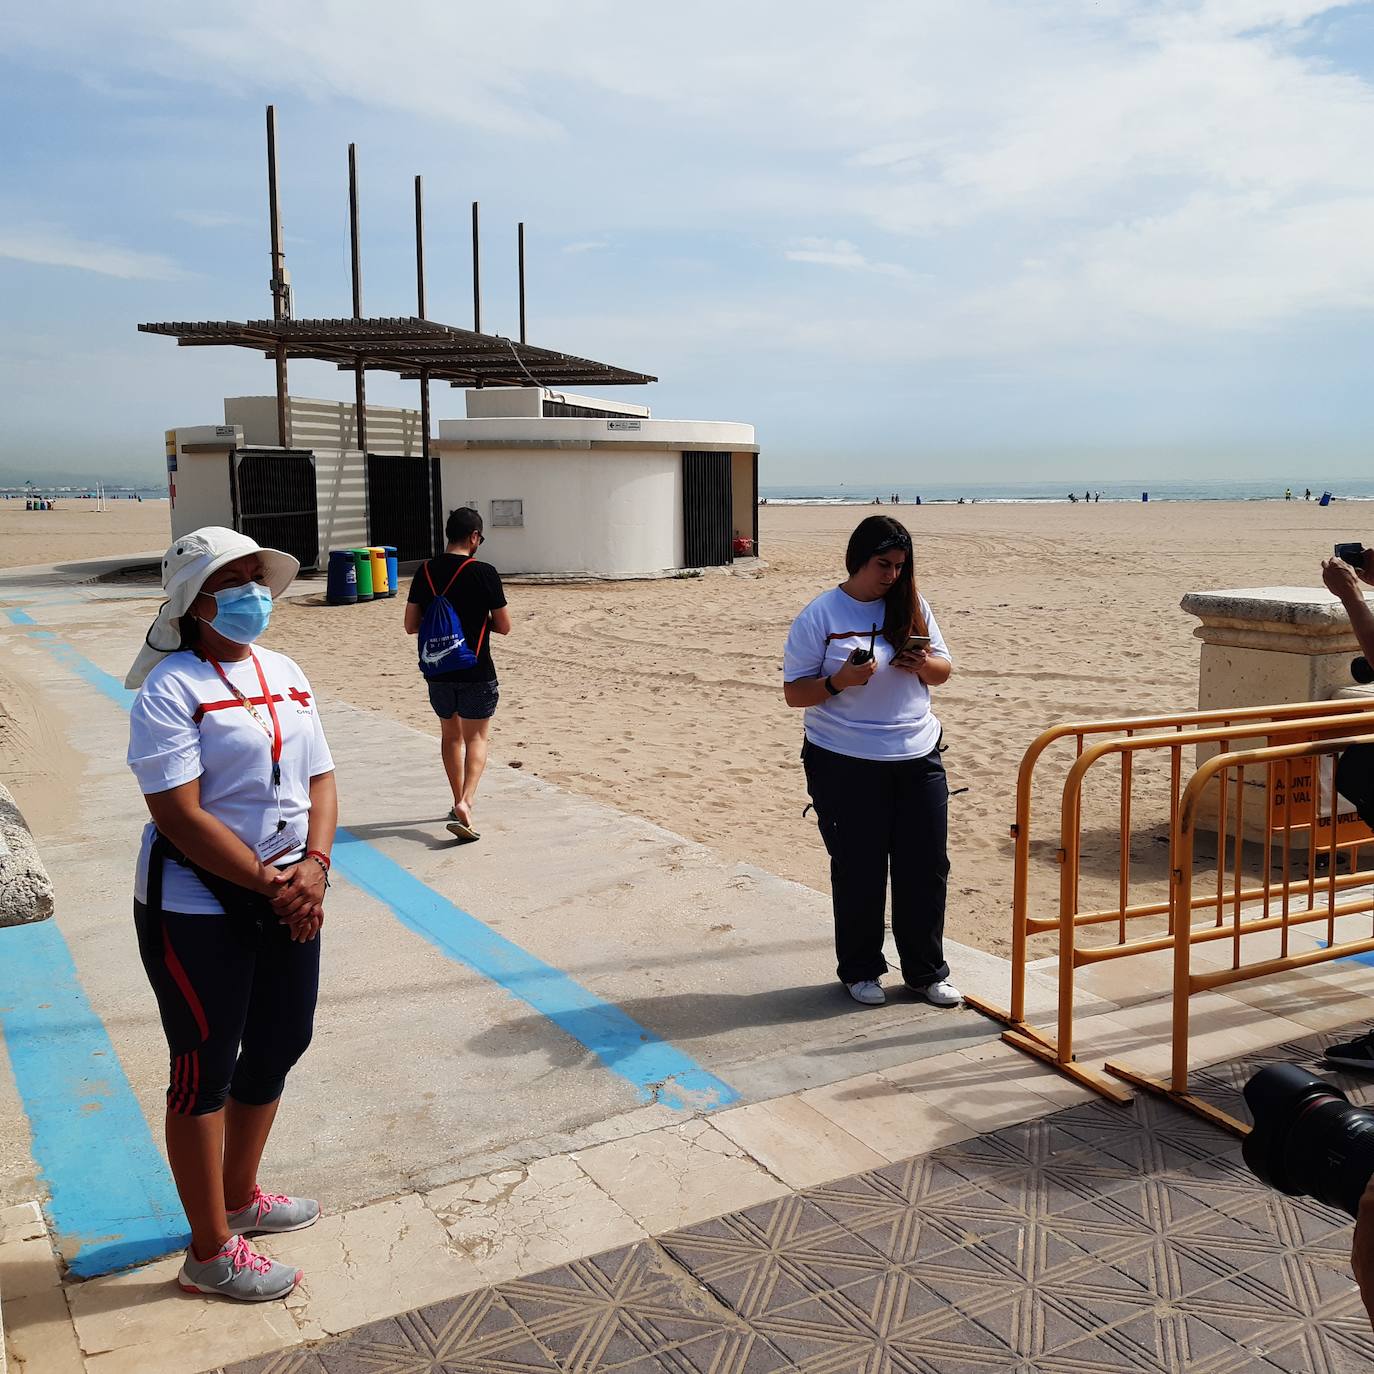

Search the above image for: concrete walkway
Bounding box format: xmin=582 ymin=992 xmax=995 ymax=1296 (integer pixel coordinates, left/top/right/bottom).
xmin=2 ymin=557 xmax=1371 ymax=1371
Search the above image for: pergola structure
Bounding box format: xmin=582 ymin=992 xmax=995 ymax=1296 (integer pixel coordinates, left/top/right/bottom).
xmin=138 ymin=106 xmax=656 ymax=554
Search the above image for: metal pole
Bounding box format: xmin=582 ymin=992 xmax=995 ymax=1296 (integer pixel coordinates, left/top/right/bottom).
xmin=348 ymin=142 xmax=367 ymax=454
xmin=416 ymin=175 xmax=440 ymax=554
xmin=471 ymin=201 xmax=481 ymax=333
xmin=517 ymin=221 xmax=526 ymax=345
xmin=266 ymin=105 xmax=289 ymax=446
xmin=415 ymin=176 xmax=427 ymax=318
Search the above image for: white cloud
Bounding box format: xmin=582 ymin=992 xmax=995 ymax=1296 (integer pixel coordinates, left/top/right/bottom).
xmin=562 ymin=240 xmax=609 ymax=254
xmin=0 ymin=228 xmax=186 ymax=280
xmin=784 ymin=238 xmax=910 ymax=279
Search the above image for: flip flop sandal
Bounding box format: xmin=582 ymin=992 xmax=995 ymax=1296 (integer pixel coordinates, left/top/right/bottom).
xmin=446 ymin=820 xmax=480 ymax=843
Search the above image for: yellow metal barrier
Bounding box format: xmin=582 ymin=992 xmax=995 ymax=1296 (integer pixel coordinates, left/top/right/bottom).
xmin=1103 ymin=733 xmax=1374 ymax=1134
xmin=965 ymin=698 xmax=1374 ymax=1104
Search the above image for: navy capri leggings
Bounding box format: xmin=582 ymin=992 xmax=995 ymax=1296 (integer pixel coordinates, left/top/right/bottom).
xmin=134 ymin=840 xmax=319 ymax=1116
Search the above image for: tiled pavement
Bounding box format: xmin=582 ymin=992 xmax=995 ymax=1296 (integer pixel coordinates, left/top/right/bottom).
xmin=217 ymin=1026 xmax=1374 ymax=1374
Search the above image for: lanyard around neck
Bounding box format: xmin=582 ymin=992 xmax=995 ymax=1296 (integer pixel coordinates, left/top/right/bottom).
xmin=206 ymin=650 xmax=283 ymax=781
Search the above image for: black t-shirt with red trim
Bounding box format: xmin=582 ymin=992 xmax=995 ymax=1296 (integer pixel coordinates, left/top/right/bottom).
xmin=406 ymin=553 xmax=507 ymax=683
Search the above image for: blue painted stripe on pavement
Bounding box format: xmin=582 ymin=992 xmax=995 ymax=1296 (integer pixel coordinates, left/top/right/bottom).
xmin=0 ymin=922 xmax=189 ymax=1276
xmin=24 ymin=629 xmax=136 ymax=710
xmin=6 ymin=608 xmax=35 ymax=624
xmin=1319 ymin=939 xmax=1374 ymax=968
xmin=332 ymin=831 xmax=739 ymax=1111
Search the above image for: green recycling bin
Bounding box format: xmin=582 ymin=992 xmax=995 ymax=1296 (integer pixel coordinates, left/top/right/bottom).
xmin=350 ymin=548 xmax=375 ymax=601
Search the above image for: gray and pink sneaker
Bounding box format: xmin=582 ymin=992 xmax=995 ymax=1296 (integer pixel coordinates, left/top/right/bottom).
xmin=177 ymin=1234 xmax=300 ymax=1301
xmin=227 ymin=1185 xmax=321 ymax=1237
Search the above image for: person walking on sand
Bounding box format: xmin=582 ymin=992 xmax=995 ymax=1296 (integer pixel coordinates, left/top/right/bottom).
xmin=405 ymin=506 xmax=511 ymax=842
xmin=782 ymin=515 xmax=960 ymax=1010
xmin=124 ymin=527 xmax=335 ymax=1301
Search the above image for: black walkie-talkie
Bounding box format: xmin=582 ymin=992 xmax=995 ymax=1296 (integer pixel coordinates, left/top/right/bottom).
xmin=850 ymin=623 xmax=878 ymax=666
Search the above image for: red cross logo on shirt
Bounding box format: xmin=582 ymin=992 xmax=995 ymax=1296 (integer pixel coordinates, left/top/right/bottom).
xmin=288 ymin=687 xmax=312 ymax=708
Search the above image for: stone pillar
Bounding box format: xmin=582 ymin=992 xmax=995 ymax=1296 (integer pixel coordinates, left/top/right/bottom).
xmin=1181 ymin=586 xmax=1371 ymax=846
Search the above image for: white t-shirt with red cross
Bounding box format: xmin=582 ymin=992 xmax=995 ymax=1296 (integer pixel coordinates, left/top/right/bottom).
xmin=127 ymin=647 xmax=335 ymax=914
xmin=783 ymin=587 xmax=950 ymax=762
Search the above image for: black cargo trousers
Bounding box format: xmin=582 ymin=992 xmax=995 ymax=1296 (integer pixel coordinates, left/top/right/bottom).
xmin=802 ymin=739 xmax=950 ymax=988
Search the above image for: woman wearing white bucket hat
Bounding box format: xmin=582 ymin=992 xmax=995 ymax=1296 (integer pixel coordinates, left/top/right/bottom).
xmin=126 ymin=527 xmax=337 ymax=1301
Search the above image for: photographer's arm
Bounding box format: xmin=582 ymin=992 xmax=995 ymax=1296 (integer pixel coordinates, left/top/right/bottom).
xmin=1322 ymin=558 xmax=1374 ymax=664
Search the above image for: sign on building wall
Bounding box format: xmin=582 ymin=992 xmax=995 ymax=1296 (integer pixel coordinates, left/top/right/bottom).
xmin=491 ymin=499 xmax=524 ymax=528
xmin=607 ymin=419 xmax=642 ymax=431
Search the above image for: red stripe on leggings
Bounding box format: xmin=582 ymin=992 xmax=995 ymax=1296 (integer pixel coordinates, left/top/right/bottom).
xmin=169 ymin=1053 xmax=184 ymax=1114
xmin=162 ymin=926 xmax=210 ymax=1041
xmin=187 ymin=1051 xmax=199 ymax=1114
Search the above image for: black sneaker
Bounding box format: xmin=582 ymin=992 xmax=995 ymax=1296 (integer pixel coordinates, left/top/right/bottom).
xmin=1323 ymin=1031 xmax=1374 ymax=1072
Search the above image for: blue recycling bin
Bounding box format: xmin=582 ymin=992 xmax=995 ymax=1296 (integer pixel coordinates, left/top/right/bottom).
xmin=1141 ymin=492 xmax=1149 ymax=502
xmin=383 ymin=546 xmax=399 ymax=598
xmin=1320 ymin=491 xmax=1333 ymax=507
xmin=326 ymin=549 xmax=358 ymax=605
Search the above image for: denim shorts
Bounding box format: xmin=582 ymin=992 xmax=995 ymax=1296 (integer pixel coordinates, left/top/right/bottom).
xmin=427 ymin=679 xmax=500 ymax=721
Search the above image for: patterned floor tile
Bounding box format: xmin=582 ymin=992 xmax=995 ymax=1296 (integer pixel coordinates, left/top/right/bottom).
xmin=313 ymin=1289 xmax=559 ymax=1372
xmin=660 ymin=1193 xmax=889 ymax=1319
xmin=498 ymin=1241 xmax=755 ymax=1371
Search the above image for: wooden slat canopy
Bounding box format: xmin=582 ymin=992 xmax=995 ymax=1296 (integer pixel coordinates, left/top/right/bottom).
xmin=138 ymin=317 xmax=656 ymax=388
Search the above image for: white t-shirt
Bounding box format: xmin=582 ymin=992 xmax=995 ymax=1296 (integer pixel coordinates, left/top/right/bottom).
xmin=782 ymin=587 xmax=950 ymax=761
xmin=127 ymin=647 xmax=335 ymax=914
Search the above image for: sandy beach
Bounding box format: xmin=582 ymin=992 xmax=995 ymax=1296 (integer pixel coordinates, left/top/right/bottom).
xmin=5 ymin=494 xmax=1368 ymax=959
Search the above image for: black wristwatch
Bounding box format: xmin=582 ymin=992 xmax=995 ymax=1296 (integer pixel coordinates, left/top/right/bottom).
xmin=824 ymin=675 xmax=842 ymax=696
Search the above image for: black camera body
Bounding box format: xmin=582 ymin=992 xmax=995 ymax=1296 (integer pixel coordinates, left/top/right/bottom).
xmin=1243 ymin=1064 xmax=1374 ymax=1217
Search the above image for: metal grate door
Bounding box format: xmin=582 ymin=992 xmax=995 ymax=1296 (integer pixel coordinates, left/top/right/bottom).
xmin=366 ymin=453 xmax=434 ymax=562
xmin=682 ymin=451 xmax=733 ymax=567
xmin=231 ymin=449 xmax=319 ymax=569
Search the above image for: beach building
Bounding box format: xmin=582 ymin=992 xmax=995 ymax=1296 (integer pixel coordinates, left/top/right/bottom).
xmin=158 ymin=380 xmax=758 ymax=577
xmin=141 ymin=107 xmax=758 ymax=579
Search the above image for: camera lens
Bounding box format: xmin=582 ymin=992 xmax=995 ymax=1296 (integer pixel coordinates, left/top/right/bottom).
xmin=1242 ymin=1063 xmax=1374 ymax=1217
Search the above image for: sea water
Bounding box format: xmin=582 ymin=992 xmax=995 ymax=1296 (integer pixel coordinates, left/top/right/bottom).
xmin=759 ymin=479 xmax=1374 ymax=505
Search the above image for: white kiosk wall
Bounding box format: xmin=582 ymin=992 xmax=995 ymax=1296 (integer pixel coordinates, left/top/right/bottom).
xmin=440 ymin=447 xmax=684 ymax=576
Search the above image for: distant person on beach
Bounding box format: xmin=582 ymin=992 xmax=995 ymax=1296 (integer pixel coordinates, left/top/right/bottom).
xmin=405 ymin=506 xmax=511 ymax=842
xmin=1286 ymin=488 xmax=1293 ymax=500
xmin=1068 ymin=492 xmax=1077 ymax=503
xmin=1306 ymin=489 xmax=1313 ymax=500
xmin=124 ymin=527 xmax=335 ymax=1302
xmin=782 ymin=515 xmax=960 ymax=1010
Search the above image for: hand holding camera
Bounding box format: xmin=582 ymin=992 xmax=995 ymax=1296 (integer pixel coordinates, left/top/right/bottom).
xmin=1325 ymin=543 xmax=1374 ymax=607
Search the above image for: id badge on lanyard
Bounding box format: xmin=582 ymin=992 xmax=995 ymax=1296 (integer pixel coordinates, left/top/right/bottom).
xmin=207 ymin=652 xmax=305 ymax=865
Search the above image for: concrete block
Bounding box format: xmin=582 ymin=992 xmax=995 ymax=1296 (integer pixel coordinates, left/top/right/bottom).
xmin=66 ymin=1252 xmax=301 ymax=1374
xmin=573 ymin=1119 xmax=789 ymax=1233
xmin=0 ymin=784 xmax=53 ymax=926
xmin=427 ymin=1154 xmax=646 ymax=1286
xmin=281 ymin=1193 xmax=481 ymax=1340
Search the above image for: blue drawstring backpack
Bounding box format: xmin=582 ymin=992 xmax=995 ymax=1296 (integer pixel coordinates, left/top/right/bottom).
xmin=417 ymin=559 xmax=485 ymax=677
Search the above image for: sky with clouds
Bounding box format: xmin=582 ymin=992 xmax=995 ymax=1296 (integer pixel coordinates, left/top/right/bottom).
xmin=2 ymin=0 xmax=1373 ymax=485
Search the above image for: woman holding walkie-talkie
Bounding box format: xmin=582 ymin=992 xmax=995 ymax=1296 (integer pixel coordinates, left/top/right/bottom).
xmin=782 ymin=515 xmax=959 ymax=1009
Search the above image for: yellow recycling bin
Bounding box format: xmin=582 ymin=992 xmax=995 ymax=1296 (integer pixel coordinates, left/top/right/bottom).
xmin=368 ymin=547 xmax=391 ymax=598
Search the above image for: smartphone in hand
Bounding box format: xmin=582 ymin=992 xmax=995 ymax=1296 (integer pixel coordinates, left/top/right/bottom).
xmin=901 ymin=635 xmax=932 ymax=655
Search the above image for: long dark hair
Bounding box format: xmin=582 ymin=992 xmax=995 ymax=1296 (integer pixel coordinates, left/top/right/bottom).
xmin=844 ymin=515 xmax=926 ymax=650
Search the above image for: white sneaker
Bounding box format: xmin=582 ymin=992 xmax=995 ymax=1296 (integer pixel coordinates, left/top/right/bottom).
xmin=909 ymin=979 xmax=962 ymax=1008
xmin=846 ymin=980 xmax=886 ymax=1006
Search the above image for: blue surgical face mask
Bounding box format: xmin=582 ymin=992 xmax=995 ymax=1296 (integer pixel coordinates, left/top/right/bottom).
xmin=202 ymin=582 xmax=273 ymax=644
